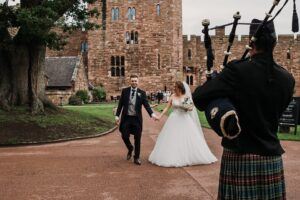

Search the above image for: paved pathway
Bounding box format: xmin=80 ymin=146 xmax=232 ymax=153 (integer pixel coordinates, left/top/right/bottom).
xmin=0 ymin=109 xmax=299 ymax=200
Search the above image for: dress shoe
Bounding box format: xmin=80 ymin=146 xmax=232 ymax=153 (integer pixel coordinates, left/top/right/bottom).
xmin=127 ymin=148 xmax=133 ymax=160
xmin=134 ymin=158 xmax=141 ymax=165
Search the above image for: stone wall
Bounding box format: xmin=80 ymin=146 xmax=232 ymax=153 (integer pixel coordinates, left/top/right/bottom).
xmin=87 ymin=0 xmax=183 ymax=97
xmin=183 ymin=27 xmax=300 ymax=95
xmin=46 ymin=90 xmax=73 ymax=105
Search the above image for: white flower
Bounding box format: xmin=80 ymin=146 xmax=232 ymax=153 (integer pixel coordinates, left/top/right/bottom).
xmin=182 ymin=97 xmax=193 ymax=111
xmin=137 ymin=92 xmax=141 ymax=97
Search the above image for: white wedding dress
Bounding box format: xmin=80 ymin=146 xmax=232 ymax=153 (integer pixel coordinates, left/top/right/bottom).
xmin=149 ymin=84 xmax=217 ymax=167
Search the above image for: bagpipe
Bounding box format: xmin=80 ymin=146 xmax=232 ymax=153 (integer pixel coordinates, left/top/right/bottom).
xmin=200 ymin=0 xmax=298 ymax=139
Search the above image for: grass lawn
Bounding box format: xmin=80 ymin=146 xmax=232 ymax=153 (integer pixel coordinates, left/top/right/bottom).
xmin=155 ymin=103 xmax=300 ymax=141
xmin=0 ymin=104 xmax=117 ymax=145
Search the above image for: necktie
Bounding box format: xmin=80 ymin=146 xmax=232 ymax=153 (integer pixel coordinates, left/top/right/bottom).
xmin=131 ymin=89 xmax=136 ymax=99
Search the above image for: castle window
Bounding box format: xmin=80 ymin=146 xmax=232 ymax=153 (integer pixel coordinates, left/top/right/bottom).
xmin=110 ymin=56 xmax=125 ymax=77
xmin=158 ymin=53 xmax=161 ymax=69
xmin=156 ymin=4 xmax=160 ymax=16
xmin=111 ymin=56 xmax=115 ymax=66
xmin=116 ymin=67 xmax=120 ymax=76
xmin=128 ymin=7 xmax=136 ymax=21
xmin=116 ymin=56 xmax=120 ymax=66
xmin=190 ymin=76 xmax=194 ymax=85
xmin=131 ymin=8 xmax=136 ymax=20
xmin=121 ymin=67 xmax=125 ymax=76
xmin=188 ymin=49 xmax=192 ymax=60
xmin=115 ymin=8 xmax=119 ymax=20
xmin=130 ymin=31 xmax=134 ymax=44
xmin=111 ymin=8 xmax=119 ymax=21
xmin=121 ymin=56 xmax=125 ymax=65
xmin=186 ymin=76 xmax=190 ymax=85
xmin=134 ymin=31 xmax=138 ymax=44
xmin=125 ymin=32 xmax=130 ymax=44
xmin=111 ymin=67 xmax=116 ymax=77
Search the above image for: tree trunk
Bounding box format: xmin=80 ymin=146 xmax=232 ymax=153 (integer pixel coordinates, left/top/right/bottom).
xmin=0 ymin=44 xmax=52 ymax=113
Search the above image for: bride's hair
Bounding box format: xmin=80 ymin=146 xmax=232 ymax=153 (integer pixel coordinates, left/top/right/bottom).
xmin=175 ymin=81 xmax=186 ymax=95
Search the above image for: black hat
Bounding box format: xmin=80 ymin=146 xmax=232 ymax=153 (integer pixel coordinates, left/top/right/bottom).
xmin=205 ymin=98 xmax=241 ymax=139
xmin=249 ymin=19 xmax=276 ymax=39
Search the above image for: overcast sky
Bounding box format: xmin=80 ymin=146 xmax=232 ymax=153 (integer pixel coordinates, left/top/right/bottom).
xmin=1 ymin=0 xmax=298 ymax=35
xmin=182 ymin=0 xmax=298 ymax=36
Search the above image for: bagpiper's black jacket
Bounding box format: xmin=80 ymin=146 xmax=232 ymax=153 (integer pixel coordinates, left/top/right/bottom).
xmin=192 ymin=53 xmax=295 ymax=156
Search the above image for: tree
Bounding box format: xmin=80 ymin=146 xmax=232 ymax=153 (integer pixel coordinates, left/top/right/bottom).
xmin=0 ymin=0 xmax=99 ymax=113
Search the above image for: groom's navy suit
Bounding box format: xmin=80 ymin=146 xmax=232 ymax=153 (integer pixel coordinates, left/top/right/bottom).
xmin=116 ymin=87 xmax=153 ymax=159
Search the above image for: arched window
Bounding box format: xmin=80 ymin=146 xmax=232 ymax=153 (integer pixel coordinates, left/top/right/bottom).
xmin=111 ymin=67 xmax=116 ymax=77
xmin=156 ymin=4 xmax=160 ymax=16
xmin=186 ymin=76 xmax=190 ymax=85
xmin=158 ymin=53 xmax=160 ymax=69
xmin=111 ymin=56 xmax=115 ymax=66
xmin=190 ymin=76 xmax=194 ymax=85
xmin=115 ymin=8 xmax=119 ymax=20
xmin=131 ymin=8 xmax=136 ymax=20
xmin=125 ymin=32 xmax=130 ymax=44
xmin=128 ymin=8 xmax=132 ymax=20
xmin=121 ymin=56 xmax=125 ymax=65
xmin=134 ymin=31 xmax=138 ymax=44
xmin=116 ymin=56 xmax=120 ymax=66
xmin=188 ymin=49 xmax=192 ymax=60
xmin=121 ymin=67 xmax=125 ymax=76
xmin=130 ymin=31 xmax=134 ymax=44
xmin=116 ymin=67 xmax=120 ymax=76
xmin=111 ymin=8 xmax=115 ymax=21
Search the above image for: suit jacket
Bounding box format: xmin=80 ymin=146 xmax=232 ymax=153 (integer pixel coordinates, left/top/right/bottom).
xmin=116 ymin=87 xmax=153 ymax=133
xmin=192 ymin=53 xmax=295 ymax=156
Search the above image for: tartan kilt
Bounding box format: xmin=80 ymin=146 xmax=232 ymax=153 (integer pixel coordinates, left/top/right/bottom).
xmin=218 ymin=149 xmax=286 ymax=200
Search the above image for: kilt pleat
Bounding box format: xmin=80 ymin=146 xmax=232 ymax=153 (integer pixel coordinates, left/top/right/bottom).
xmin=218 ymin=149 xmax=286 ymax=200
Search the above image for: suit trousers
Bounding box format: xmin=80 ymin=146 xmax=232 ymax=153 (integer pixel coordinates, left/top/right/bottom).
xmin=121 ymin=116 xmax=142 ymax=159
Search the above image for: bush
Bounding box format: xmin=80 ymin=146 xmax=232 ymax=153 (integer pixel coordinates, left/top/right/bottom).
xmin=75 ymin=90 xmax=89 ymax=104
xmin=69 ymin=95 xmax=83 ymax=105
xmin=92 ymin=87 xmax=106 ymax=102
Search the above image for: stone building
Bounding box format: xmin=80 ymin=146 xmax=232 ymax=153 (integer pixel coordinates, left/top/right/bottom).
xmin=87 ymin=0 xmax=183 ymax=97
xmin=46 ymin=1 xmax=300 ymax=101
xmin=183 ymin=27 xmax=300 ymax=95
xmin=45 ymin=56 xmax=89 ymax=105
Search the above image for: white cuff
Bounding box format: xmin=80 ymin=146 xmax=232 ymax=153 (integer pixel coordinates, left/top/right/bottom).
xmin=151 ymin=113 xmax=157 ymax=118
xmin=115 ymin=116 xmax=120 ymax=121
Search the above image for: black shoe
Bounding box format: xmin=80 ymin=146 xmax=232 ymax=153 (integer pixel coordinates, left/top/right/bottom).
xmin=134 ymin=158 xmax=141 ymax=165
xmin=127 ymin=148 xmax=133 ymax=160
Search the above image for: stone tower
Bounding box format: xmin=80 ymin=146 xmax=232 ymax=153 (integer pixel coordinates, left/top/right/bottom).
xmin=88 ymin=0 xmax=183 ymax=96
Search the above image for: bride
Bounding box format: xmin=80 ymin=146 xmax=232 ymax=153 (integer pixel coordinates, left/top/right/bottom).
xmin=149 ymin=81 xmax=217 ymax=167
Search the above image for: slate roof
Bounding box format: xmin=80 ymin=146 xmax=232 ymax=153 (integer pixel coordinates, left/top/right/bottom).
xmin=45 ymin=56 xmax=80 ymax=87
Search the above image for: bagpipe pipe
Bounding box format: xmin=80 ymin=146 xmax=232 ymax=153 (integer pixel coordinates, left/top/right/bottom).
xmin=200 ymin=0 xmax=298 ymax=139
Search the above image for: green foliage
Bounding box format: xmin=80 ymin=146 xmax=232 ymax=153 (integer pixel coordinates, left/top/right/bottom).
xmin=68 ymin=95 xmax=82 ymax=105
xmin=92 ymin=86 xmax=106 ymax=102
xmin=75 ymin=90 xmax=89 ymax=103
xmin=0 ymin=0 xmax=100 ymax=49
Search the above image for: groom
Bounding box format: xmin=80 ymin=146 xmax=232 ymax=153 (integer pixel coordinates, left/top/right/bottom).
xmin=115 ymin=74 xmax=158 ymax=165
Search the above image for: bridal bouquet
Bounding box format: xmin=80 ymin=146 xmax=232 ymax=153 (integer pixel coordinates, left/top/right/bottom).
xmin=182 ymin=97 xmax=194 ymax=111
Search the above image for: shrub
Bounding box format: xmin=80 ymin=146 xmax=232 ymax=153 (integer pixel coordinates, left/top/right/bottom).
xmin=92 ymin=87 xmax=106 ymax=102
xmin=75 ymin=90 xmax=89 ymax=104
xmin=69 ymin=95 xmax=83 ymax=105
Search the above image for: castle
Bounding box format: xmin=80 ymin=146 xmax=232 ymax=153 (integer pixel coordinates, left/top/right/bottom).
xmin=46 ymin=0 xmax=300 ymax=103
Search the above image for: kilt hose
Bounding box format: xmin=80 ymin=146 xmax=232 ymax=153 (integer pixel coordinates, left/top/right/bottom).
xmin=218 ymin=149 xmax=286 ymax=200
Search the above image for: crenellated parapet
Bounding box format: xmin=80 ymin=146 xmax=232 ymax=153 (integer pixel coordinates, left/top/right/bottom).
xmin=183 ymin=28 xmax=300 ymax=94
